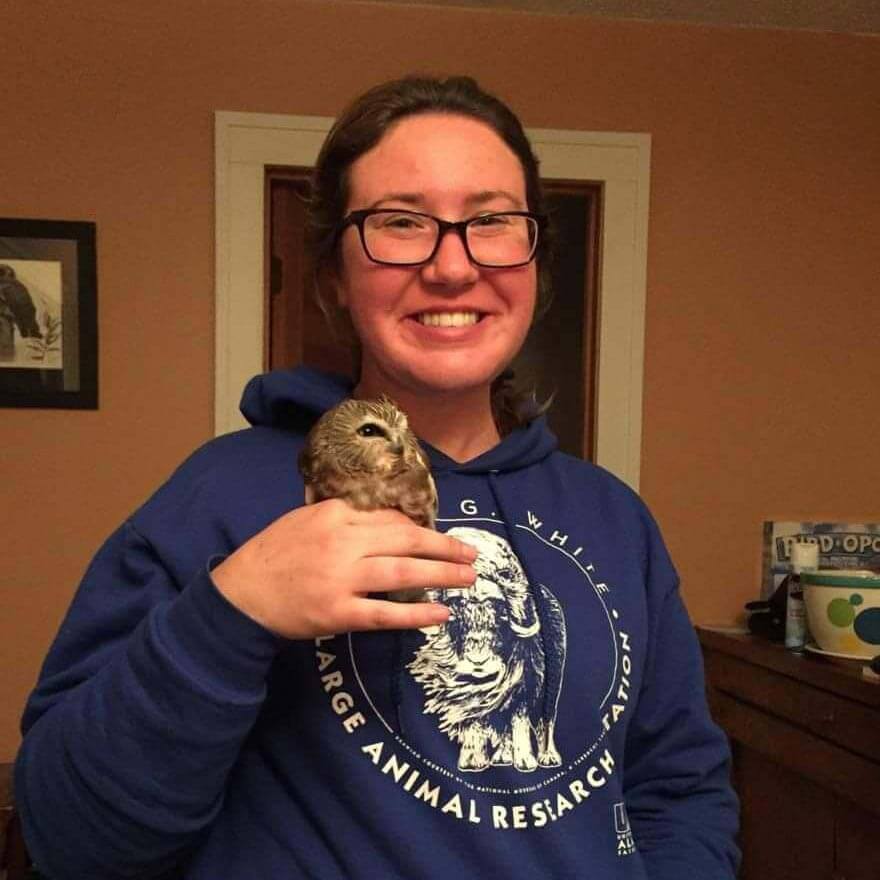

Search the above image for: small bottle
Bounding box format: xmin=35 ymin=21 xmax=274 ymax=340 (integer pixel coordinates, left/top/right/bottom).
xmin=785 ymin=541 xmax=819 ymax=651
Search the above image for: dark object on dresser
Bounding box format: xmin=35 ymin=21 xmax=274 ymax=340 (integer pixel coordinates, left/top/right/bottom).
xmin=743 ymin=580 xmax=788 ymax=642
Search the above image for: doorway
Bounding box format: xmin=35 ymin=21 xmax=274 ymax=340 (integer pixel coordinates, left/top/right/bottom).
xmin=214 ymin=110 xmax=649 ymax=489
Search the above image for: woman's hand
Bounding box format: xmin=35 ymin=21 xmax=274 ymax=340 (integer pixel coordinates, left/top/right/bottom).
xmin=211 ymin=499 xmax=476 ymax=639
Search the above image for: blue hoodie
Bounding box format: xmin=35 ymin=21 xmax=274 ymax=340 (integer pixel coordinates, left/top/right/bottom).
xmin=16 ymin=367 xmax=739 ymax=880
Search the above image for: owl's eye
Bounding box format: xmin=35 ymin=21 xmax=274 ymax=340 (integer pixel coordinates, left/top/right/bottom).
xmin=356 ymin=422 xmax=388 ymax=438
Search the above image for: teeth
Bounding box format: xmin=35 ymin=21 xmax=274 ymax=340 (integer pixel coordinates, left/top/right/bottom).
xmin=417 ymin=311 xmax=480 ymax=327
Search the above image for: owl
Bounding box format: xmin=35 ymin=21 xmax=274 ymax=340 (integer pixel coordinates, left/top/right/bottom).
xmin=299 ymin=398 xmax=438 ymax=602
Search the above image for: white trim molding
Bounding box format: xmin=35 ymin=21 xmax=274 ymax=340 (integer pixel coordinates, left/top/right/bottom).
xmin=214 ymin=111 xmax=650 ymax=490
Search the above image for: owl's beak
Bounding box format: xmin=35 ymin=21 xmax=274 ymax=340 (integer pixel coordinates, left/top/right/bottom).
xmin=384 ymin=429 xmax=404 ymax=456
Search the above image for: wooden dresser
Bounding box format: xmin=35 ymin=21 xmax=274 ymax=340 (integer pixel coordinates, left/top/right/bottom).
xmin=697 ymin=628 xmax=880 ymax=880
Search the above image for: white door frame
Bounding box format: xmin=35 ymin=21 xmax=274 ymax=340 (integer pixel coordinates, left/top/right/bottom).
xmin=214 ymin=111 xmax=650 ymax=490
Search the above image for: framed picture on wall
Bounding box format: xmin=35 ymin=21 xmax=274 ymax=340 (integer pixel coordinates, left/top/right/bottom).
xmin=0 ymin=218 xmax=97 ymax=408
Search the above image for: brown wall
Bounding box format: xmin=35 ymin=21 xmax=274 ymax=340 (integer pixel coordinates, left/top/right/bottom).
xmin=1 ymin=0 xmax=878 ymax=760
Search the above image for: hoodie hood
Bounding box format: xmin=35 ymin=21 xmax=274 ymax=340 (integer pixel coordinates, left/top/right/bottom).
xmin=240 ymin=366 xmax=352 ymax=431
xmin=239 ymin=366 xmax=558 ymax=475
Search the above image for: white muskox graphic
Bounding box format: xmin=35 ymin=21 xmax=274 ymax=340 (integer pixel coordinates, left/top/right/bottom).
xmin=409 ymin=527 xmax=567 ymax=773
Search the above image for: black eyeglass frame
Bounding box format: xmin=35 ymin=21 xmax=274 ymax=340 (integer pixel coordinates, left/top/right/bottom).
xmin=339 ymin=208 xmax=547 ymax=268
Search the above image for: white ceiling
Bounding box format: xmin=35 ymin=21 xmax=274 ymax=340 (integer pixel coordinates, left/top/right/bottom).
xmin=348 ymin=0 xmax=880 ymax=35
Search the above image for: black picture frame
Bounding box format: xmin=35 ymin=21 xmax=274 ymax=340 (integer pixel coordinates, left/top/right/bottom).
xmin=0 ymin=218 xmax=97 ymax=409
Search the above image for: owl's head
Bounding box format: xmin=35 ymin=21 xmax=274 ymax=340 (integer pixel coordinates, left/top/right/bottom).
xmin=305 ymin=396 xmax=423 ymax=477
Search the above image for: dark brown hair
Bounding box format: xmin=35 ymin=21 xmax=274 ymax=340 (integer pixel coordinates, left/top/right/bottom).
xmin=307 ymin=74 xmax=554 ymax=432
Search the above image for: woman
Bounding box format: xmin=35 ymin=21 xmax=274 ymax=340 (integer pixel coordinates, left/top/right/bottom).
xmin=16 ymin=76 xmax=739 ymax=879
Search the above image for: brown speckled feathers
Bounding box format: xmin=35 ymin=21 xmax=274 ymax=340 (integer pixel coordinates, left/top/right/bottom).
xmin=299 ymin=397 xmax=437 ymax=529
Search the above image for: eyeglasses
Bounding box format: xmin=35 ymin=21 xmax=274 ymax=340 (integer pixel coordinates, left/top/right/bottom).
xmin=339 ymin=209 xmax=545 ymax=268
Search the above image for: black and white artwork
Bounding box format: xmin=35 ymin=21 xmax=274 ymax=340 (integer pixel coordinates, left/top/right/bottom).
xmin=0 ymin=260 xmax=63 ymax=369
xmin=0 ymin=219 xmax=97 ymax=409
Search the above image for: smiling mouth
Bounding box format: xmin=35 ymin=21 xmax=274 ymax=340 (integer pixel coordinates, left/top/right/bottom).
xmin=415 ymin=311 xmax=482 ymax=328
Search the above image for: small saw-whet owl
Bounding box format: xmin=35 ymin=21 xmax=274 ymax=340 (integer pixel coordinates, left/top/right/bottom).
xmin=299 ymin=398 xmax=438 ymax=605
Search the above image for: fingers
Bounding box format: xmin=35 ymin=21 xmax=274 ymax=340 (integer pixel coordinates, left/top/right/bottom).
xmin=359 ymin=522 xmax=478 ymax=564
xmin=312 ymin=499 xmax=478 ymax=564
xmin=263 ymin=499 xmax=476 ymax=637
xmin=360 ymin=555 xmax=476 ymax=594
xmin=347 ymin=596 xmax=450 ymax=633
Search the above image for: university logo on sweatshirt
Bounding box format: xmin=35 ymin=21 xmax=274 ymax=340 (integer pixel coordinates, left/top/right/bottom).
xmin=312 ymin=497 xmax=639 ymax=843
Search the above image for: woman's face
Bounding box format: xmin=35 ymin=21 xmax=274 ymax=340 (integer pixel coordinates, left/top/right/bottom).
xmin=335 ymin=112 xmax=537 ymax=401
